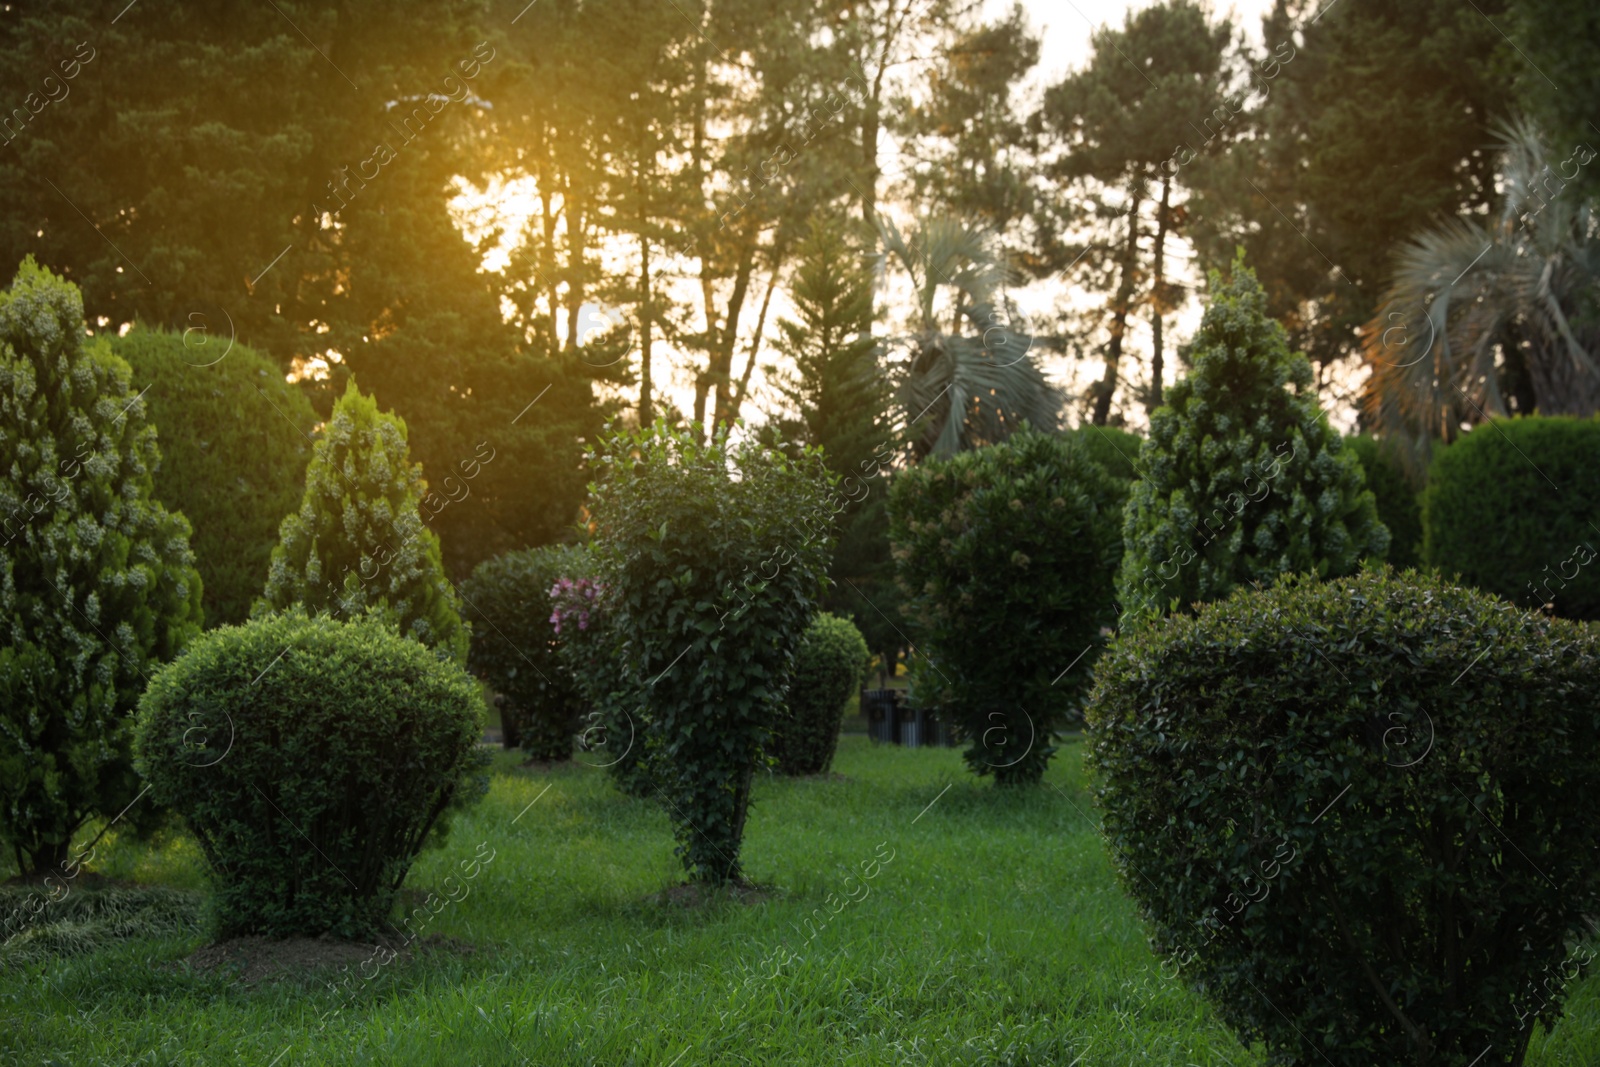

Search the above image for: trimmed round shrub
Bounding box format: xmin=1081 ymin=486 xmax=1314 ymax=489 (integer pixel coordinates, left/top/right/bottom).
xmin=459 ymin=544 xmax=588 ymax=761
xmin=1345 ymin=434 xmax=1422 ymax=569
xmin=1118 ymin=260 xmax=1388 ymax=620
xmin=586 ymin=421 xmax=834 ymax=884
xmin=1063 ymin=424 xmax=1143 ymax=487
xmin=769 ymin=613 xmax=869 ymax=776
xmin=112 ymin=326 xmax=316 ymax=627
xmin=134 ymin=611 xmax=486 ymax=938
xmin=1086 ymin=568 xmax=1600 ymax=1067
xmin=1424 ymin=416 xmax=1600 ymax=619
xmin=889 ymin=426 xmax=1124 ymax=785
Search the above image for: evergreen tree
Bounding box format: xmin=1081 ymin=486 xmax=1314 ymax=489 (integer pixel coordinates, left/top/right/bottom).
xmin=1118 ymin=259 xmax=1388 ymax=621
xmin=769 ymin=218 xmax=888 ymax=479
xmin=257 ymin=381 xmax=468 ymax=664
xmin=1036 ymin=0 xmax=1234 ymax=423
xmin=1185 ymin=0 xmax=1514 ymax=377
xmin=1509 ymin=0 xmax=1600 ymax=203
xmin=0 ymin=259 xmax=202 ymax=874
xmin=765 ymin=216 xmax=902 ymax=677
xmin=113 ymin=328 xmax=317 ymax=628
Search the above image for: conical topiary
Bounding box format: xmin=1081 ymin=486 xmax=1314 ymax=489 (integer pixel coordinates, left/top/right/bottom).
xmin=257 ymin=380 xmax=467 ymax=663
xmin=1118 ymin=257 xmax=1388 ymax=620
xmin=0 ymin=258 xmax=203 ymax=873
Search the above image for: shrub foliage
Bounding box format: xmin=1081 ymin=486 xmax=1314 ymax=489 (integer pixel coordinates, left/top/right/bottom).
xmin=1118 ymin=260 xmax=1387 ymax=619
xmin=0 ymin=260 xmax=202 ymax=873
xmin=1424 ymin=416 xmax=1600 ymax=619
xmin=135 ymin=611 xmax=486 ymax=938
xmin=1086 ymin=568 xmax=1600 ymax=1067
xmin=889 ymin=427 xmax=1124 ymax=784
xmin=112 ymin=327 xmax=316 ymax=627
xmin=586 ymin=422 xmax=834 ymax=884
xmin=1345 ymin=434 xmax=1423 ymax=569
xmin=460 ymin=544 xmax=588 ymax=762
xmin=257 ymin=380 xmax=468 ymax=662
xmin=769 ymin=613 xmax=868 ymax=776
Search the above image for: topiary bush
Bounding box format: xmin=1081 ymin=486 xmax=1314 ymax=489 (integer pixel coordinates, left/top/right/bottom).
xmin=112 ymin=326 xmax=317 ymax=627
xmin=768 ymin=613 xmax=869 ymax=776
xmin=1424 ymin=416 xmax=1600 ymax=619
xmin=1063 ymin=423 xmax=1143 ymax=487
xmin=586 ymin=421 xmax=834 ymax=884
xmin=256 ymin=380 xmax=468 ymax=663
xmin=1118 ymin=259 xmax=1388 ymax=621
xmin=889 ymin=426 xmax=1124 ymax=785
xmin=1086 ymin=567 xmax=1600 ymax=1067
xmin=134 ymin=610 xmax=486 ymax=938
xmin=1345 ymin=434 xmax=1422 ymax=569
xmin=0 ymin=259 xmax=203 ymax=875
xmin=459 ymin=544 xmax=588 ymax=762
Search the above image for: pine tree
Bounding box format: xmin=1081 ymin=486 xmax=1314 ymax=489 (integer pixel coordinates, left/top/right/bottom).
xmin=1118 ymin=258 xmax=1388 ymax=620
xmin=766 ymin=219 xmax=906 ymax=675
xmin=769 ymin=218 xmax=888 ymax=479
xmin=0 ymin=259 xmax=202 ymax=874
xmin=257 ymin=381 xmax=468 ymax=663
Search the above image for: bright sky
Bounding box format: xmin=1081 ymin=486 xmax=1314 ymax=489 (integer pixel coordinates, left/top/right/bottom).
xmin=454 ymin=0 xmax=1307 ymax=434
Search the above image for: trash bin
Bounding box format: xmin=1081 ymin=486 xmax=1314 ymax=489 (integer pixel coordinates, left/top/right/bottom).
xmin=901 ymin=707 xmax=924 ymax=748
xmin=861 ymin=688 xmax=901 ymax=744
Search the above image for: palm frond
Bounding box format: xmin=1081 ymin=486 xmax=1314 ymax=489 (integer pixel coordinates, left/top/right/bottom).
xmin=1363 ymin=120 xmax=1600 ymax=472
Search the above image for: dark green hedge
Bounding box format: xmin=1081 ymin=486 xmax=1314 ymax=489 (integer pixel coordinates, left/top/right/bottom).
xmin=135 ymin=611 xmax=486 ymax=938
xmin=769 ymin=613 xmax=869 ymax=776
xmin=1424 ymin=416 xmax=1600 ymax=619
xmin=1344 ymin=434 xmax=1422 ymax=568
xmin=112 ymin=327 xmax=316 ymax=627
xmin=459 ymin=544 xmax=588 ymax=762
xmin=889 ymin=427 xmax=1124 ymax=785
xmin=1086 ymin=568 xmax=1600 ymax=1067
xmin=1062 ymin=424 xmax=1143 ymax=486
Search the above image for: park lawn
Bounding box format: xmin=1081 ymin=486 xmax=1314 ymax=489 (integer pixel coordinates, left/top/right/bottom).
xmin=2 ymin=737 xmax=1595 ymax=1066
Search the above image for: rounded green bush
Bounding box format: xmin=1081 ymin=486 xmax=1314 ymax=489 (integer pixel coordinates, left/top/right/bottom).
xmin=460 ymin=544 xmax=588 ymax=762
xmin=1344 ymin=434 xmax=1422 ymax=568
xmin=1062 ymin=424 xmax=1143 ymax=487
xmin=889 ymin=426 xmax=1124 ymax=785
xmin=112 ymin=326 xmax=316 ymax=627
xmin=1086 ymin=568 xmax=1600 ymax=1067
xmin=769 ymin=613 xmax=869 ymax=776
xmin=1424 ymin=416 xmax=1600 ymax=619
xmin=134 ymin=611 xmax=486 ymax=938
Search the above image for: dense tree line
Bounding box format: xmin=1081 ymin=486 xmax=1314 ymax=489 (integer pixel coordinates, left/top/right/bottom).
xmin=0 ymin=0 xmax=1594 ymax=574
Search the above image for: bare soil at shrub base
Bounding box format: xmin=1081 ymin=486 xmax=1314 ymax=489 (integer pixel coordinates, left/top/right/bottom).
xmin=652 ymin=881 xmax=775 ymax=908
xmin=180 ymin=932 xmax=479 ymax=984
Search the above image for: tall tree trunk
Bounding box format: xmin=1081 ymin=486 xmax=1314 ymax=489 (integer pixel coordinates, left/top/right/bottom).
xmin=731 ymin=252 xmax=784 ymax=417
xmin=24 ymin=838 xmax=71 ymax=877
xmin=537 ymin=127 xmax=560 ymax=351
xmin=710 ymin=241 xmax=757 ymax=427
xmin=1092 ymin=182 xmax=1144 ymax=426
xmin=1148 ymin=174 xmax=1172 ymax=415
xmin=638 ymin=233 xmax=654 ymax=426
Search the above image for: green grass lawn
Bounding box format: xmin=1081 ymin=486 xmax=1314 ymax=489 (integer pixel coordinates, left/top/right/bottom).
xmin=3 ymin=737 xmax=1596 ymax=1066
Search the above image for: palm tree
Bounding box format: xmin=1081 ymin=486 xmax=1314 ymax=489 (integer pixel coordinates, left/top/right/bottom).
xmin=877 ymin=213 xmax=1062 ymax=457
xmin=1363 ymin=118 xmax=1600 ymax=472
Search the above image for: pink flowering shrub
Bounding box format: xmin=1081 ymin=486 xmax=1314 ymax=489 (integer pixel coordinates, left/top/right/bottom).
xmin=549 ymin=576 xmax=604 ymax=636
